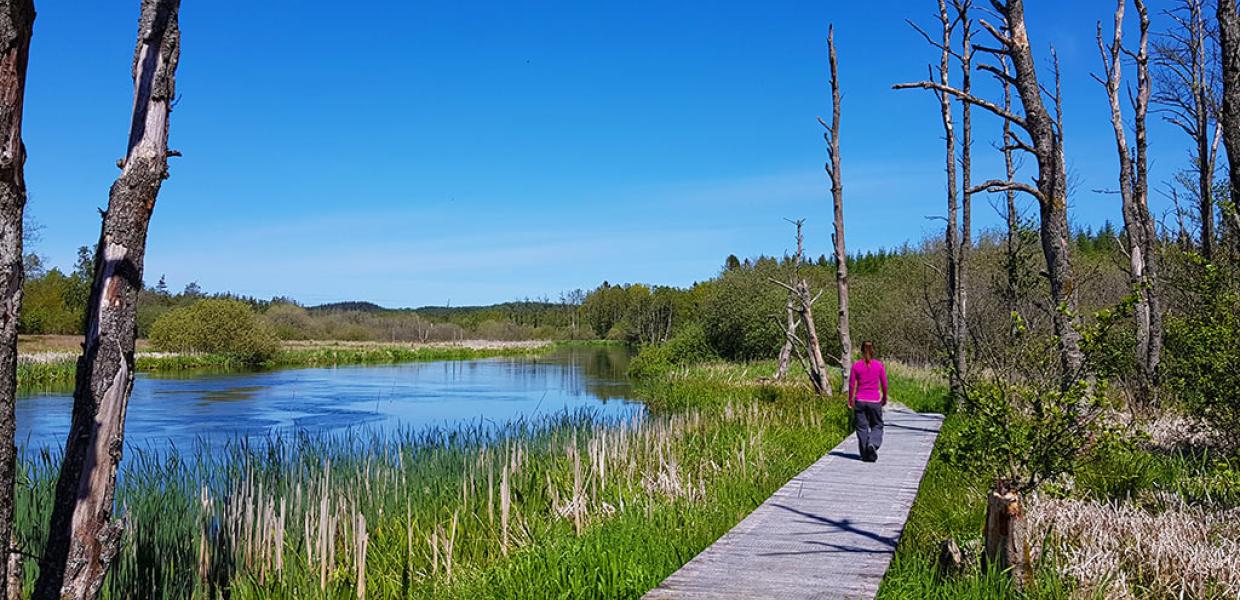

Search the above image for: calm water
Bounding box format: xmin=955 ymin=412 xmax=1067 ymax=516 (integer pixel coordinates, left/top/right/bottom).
xmin=16 ymin=345 xmax=640 ymax=452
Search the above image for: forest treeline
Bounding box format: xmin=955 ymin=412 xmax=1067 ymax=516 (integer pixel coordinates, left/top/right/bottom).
xmin=22 ymin=222 xmax=1131 ymax=366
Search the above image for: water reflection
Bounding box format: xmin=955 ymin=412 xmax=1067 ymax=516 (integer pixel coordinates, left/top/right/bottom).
xmin=16 ymin=345 xmax=639 ymax=453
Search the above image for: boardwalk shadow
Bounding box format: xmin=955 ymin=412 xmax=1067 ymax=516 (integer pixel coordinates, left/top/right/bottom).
xmin=757 ymin=539 xmax=894 ymax=557
xmin=828 ymin=450 xmax=862 ymax=461
xmin=884 ymin=422 xmax=942 ymax=434
xmin=757 ymin=503 xmax=900 ymax=558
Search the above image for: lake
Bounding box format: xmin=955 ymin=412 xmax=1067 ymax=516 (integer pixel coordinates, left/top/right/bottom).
xmin=16 ymin=345 xmax=640 ymax=453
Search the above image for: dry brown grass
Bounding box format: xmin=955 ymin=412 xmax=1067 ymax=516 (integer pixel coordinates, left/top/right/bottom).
xmin=18 ymin=334 xmax=155 ymax=353
xmin=1028 ymin=492 xmax=1240 ymax=599
xmin=278 ymin=339 xmax=552 ymax=351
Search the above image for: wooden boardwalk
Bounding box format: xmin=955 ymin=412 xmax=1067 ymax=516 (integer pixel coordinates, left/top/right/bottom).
xmin=644 ymin=405 xmax=944 ymax=600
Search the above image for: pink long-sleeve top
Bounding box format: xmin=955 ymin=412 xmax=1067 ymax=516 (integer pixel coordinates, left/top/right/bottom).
xmin=849 ymin=359 xmax=888 ymax=403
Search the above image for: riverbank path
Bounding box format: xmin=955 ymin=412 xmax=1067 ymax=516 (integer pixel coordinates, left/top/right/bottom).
xmin=644 ymin=403 xmax=944 ymax=600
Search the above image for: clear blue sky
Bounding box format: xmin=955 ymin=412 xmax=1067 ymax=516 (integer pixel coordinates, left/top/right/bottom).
xmin=24 ymin=0 xmax=1194 ymax=307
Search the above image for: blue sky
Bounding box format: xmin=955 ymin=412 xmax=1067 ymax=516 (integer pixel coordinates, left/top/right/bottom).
xmin=24 ymin=0 xmax=1196 ymax=307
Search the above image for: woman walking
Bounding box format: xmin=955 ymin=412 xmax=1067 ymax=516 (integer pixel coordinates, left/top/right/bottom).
xmin=848 ymin=340 xmax=888 ymax=462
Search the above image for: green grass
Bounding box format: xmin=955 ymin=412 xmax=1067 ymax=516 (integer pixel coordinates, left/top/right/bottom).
xmin=877 ymin=375 xmax=1240 ymax=598
xmin=13 ymin=359 xmax=851 ymax=598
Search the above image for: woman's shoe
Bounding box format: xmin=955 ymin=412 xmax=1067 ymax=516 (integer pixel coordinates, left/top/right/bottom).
xmin=867 ymin=444 xmax=879 ymax=462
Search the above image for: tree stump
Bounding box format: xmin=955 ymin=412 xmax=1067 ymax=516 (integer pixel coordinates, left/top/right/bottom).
xmin=936 ymin=539 xmax=963 ymax=578
xmin=983 ymin=489 xmax=1033 ymax=588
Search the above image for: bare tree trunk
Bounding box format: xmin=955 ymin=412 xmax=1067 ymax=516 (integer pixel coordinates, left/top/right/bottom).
xmin=983 ymin=489 xmax=1033 ymax=588
xmin=920 ymin=0 xmax=965 ymax=401
xmin=797 ymin=279 xmax=831 ymax=396
xmin=775 ymin=221 xmax=806 ymax=382
xmin=771 ymin=220 xmax=830 ymax=395
xmin=957 ymin=1 xmax=973 ymax=401
xmin=1194 ymin=1 xmax=1216 ymax=261
xmin=35 ymin=1 xmax=181 ymax=597
xmin=1220 ymin=0 xmax=1240 ymax=228
xmin=1099 ymin=0 xmax=1162 ymax=405
xmin=4 ymin=532 xmax=19 ymax=600
xmin=1005 ymin=1 xmax=1084 ymax=383
xmin=824 ymin=26 xmax=852 ymax=387
xmin=896 ymin=0 xmax=1084 ymax=385
xmin=0 ymin=1 xmax=33 ymax=593
xmin=1001 ymin=58 xmax=1021 ymax=332
xmin=774 ymin=294 xmax=797 ymax=380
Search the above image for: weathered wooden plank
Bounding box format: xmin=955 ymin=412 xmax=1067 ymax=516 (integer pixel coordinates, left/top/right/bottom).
xmin=644 ymin=405 xmax=943 ymax=600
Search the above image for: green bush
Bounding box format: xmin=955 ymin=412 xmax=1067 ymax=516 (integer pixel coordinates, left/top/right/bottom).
xmin=149 ymin=298 xmax=279 ymax=364
xmin=628 ymin=324 xmax=718 ymax=378
xmin=18 ymin=268 xmax=87 ymax=334
xmin=261 ymin=302 xmax=317 ymax=340
xmin=1163 ymin=260 xmax=1240 ymax=448
xmin=941 ymin=312 xmax=1128 ymax=494
xmin=699 ymin=264 xmax=786 ymax=361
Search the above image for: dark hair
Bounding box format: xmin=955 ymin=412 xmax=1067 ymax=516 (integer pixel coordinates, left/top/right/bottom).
xmin=861 ymin=340 xmax=876 ymax=364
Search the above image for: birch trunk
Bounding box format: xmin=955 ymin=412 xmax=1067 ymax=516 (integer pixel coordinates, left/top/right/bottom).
xmin=1100 ymin=0 xmax=1162 ymax=405
xmin=929 ymin=0 xmax=965 ymax=401
xmin=35 ymin=1 xmax=181 ymax=597
xmin=825 ymin=27 xmax=852 ymax=387
xmin=0 ymin=1 xmax=33 ymax=593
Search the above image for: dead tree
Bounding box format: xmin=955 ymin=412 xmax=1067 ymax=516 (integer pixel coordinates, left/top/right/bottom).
xmin=1000 ymin=57 xmax=1022 ymax=328
xmin=1219 ymin=0 xmax=1240 ymax=236
xmin=774 ymin=224 xmax=803 ymax=381
xmin=773 ymin=293 xmax=798 ymax=380
xmin=35 ymin=1 xmax=181 ymax=598
xmin=770 ymin=220 xmax=831 ymax=395
xmin=0 ymin=1 xmax=33 ymax=596
xmin=957 ymin=1 xmax=973 ymax=400
xmin=896 ymin=0 xmax=1085 ymax=385
xmin=822 ymin=26 xmax=853 ymax=387
xmin=905 ymin=0 xmax=969 ymax=402
xmin=1154 ymin=0 xmax=1222 ymax=259
xmin=1098 ymin=0 xmax=1163 ymax=405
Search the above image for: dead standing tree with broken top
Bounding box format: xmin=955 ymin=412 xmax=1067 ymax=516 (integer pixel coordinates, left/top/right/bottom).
xmin=822 ymin=25 xmax=853 ymax=388
xmin=35 ymin=1 xmax=182 ymax=598
xmin=1097 ymin=0 xmax=1163 ymax=406
xmin=771 ymin=220 xmax=831 ymax=395
xmin=904 ymin=0 xmax=973 ymax=404
xmin=894 ymin=0 xmax=1086 ymax=585
xmin=895 ymin=0 xmax=1084 ymax=388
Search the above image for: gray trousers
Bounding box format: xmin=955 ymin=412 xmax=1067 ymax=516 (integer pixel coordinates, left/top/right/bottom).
xmin=854 ymin=402 xmax=884 ymax=452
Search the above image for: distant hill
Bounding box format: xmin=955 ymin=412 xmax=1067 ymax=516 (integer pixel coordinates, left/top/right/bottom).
xmin=308 ymin=301 xmax=389 ymax=313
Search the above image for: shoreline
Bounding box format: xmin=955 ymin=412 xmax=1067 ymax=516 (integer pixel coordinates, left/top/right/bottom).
xmin=16 ymin=339 xmax=563 ymax=393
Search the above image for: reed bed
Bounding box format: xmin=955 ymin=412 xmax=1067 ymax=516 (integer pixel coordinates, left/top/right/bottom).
xmin=13 ymin=379 xmax=847 ymax=598
xmin=15 ymin=342 xmax=552 ymax=393
xmin=1028 ymin=492 xmax=1240 ymax=599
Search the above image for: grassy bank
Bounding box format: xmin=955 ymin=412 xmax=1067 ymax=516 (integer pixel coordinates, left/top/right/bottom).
xmin=12 ymin=360 xmax=858 ymax=598
xmin=877 ymin=390 xmax=1240 ymax=599
xmin=15 ymin=340 xmax=554 ymax=393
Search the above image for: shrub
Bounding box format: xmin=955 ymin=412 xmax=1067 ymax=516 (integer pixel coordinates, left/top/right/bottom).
xmin=18 ymin=269 xmax=85 ymax=335
xmin=1163 ymin=260 xmax=1240 ymax=448
xmin=941 ymin=311 xmax=1128 ymax=493
xmin=628 ymin=324 xmax=718 ymax=378
xmin=262 ymin=302 xmax=317 ymax=340
xmin=699 ymin=266 xmax=786 ymax=361
xmin=149 ymin=298 xmax=279 ymax=364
